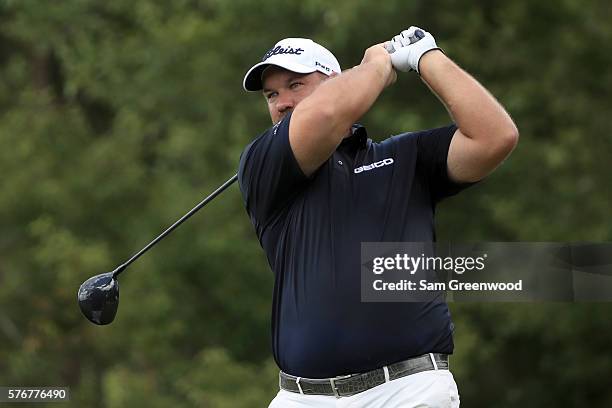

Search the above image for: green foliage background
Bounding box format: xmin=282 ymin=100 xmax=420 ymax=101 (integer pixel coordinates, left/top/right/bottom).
xmin=1 ymin=0 xmax=610 ymax=406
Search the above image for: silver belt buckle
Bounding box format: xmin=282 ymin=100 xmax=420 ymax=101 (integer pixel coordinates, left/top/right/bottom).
xmin=329 ymin=374 xmax=353 ymax=398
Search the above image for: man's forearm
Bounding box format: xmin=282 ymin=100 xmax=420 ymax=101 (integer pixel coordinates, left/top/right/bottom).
xmin=289 ymin=46 xmax=394 ymax=176
xmin=419 ymin=50 xmax=519 ymax=145
xmin=296 ymin=59 xmax=390 ymax=139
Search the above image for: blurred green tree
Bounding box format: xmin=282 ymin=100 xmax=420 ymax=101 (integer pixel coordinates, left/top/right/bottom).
xmin=0 ymin=0 xmax=610 ymax=406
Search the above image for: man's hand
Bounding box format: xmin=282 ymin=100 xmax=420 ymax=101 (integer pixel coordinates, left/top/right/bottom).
xmin=361 ymin=44 xmax=397 ymax=88
xmin=385 ymin=27 xmax=440 ymax=73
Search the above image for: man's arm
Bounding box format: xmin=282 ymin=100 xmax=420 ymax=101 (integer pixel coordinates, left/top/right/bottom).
xmin=289 ymin=45 xmax=396 ymax=176
xmin=419 ymin=51 xmax=519 ymax=183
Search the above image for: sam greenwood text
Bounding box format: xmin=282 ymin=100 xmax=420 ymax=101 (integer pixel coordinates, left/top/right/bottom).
xmin=373 ymin=279 xmax=523 ymax=291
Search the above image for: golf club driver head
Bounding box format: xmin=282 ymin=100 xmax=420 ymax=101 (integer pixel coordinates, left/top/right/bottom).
xmin=78 ymin=272 xmax=119 ymax=325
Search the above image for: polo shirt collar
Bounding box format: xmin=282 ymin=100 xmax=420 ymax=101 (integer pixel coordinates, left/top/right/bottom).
xmin=339 ymin=124 xmax=368 ymax=150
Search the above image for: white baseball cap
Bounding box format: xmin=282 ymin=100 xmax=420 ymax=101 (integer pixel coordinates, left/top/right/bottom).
xmin=243 ymin=38 xmax=341 ymax=91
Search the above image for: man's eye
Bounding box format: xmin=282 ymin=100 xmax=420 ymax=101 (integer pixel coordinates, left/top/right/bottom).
xmin=290 ymin=82 xmax=303 ymax=89
xmin=266 ymin=92 xmax=278 ymax=100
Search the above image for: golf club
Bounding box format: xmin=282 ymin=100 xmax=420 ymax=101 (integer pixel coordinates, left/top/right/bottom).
xmin=78 ymin=173 xmax=238 ymax=325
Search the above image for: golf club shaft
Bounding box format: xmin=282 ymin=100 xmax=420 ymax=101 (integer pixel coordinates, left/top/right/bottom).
xmin=112 ymin=173 xmax=238 ymax=278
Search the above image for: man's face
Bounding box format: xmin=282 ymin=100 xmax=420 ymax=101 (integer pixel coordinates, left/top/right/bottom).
xmin=262 ymin=66 xmax=328 ymax=124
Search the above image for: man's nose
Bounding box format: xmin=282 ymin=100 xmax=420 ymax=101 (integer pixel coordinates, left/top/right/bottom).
xmin=276 ymin=93 xmax=295 ymax=113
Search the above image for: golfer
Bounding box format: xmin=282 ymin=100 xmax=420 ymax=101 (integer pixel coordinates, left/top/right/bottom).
xmin=239 ymin=26 xmax=518 ymax=407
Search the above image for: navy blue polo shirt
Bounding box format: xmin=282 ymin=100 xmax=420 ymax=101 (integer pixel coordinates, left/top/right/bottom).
xmin=238 ymin=112 xmax=473 ymax=378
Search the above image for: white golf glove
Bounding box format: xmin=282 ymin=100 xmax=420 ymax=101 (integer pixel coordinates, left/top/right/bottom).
xmin=385 ymin=26 xmax=441 ymax=74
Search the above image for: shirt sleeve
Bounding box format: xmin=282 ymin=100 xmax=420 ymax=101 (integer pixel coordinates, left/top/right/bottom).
xmin=415 ymin=124 xmax=478 ymax=203
xmin=238 ymin=112 xmax=310 ymax=229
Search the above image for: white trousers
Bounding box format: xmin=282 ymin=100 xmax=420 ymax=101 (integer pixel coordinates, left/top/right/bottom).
xmin=269 ymin=370 xmax=460 ymax=408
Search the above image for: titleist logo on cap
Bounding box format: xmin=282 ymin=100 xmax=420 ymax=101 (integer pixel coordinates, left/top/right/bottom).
xmin=262 ymin=45 xmax=305 ymax=61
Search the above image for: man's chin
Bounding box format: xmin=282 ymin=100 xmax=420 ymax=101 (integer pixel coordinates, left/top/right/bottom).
xmin=273 ymin=111 xmax=292 ymax=125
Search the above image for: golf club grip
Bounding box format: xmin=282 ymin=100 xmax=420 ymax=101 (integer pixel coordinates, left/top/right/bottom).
xmin=113 ymin=173 xmax=238 ymax=278
xmin=385 ymin=29 xmax=425 ymax=54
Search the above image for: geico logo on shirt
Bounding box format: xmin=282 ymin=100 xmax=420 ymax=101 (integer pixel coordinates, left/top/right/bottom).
xmin=354 ymin=158 xmax=394 ymax=174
